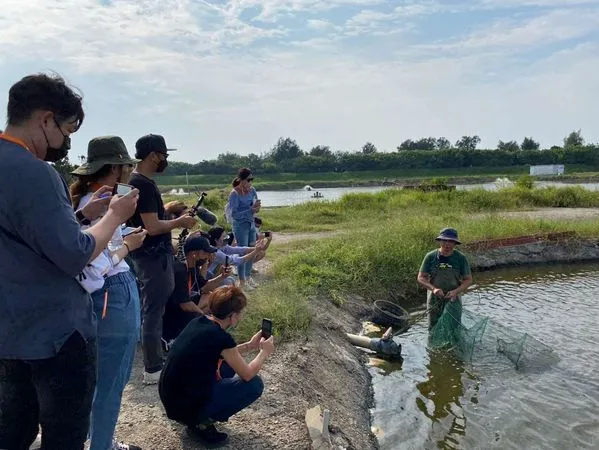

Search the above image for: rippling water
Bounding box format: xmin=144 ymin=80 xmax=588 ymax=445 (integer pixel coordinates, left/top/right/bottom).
xmin=371 ymin=263 xmax=599 ymax=450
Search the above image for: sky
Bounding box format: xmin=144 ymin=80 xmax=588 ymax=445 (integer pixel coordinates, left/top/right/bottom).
xmin=1 ymin=0 xmax=598 ymax=163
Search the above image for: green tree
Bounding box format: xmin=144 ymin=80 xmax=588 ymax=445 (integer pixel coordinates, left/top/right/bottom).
xmin=563 ymin=129 xmax=584 ymax=148
xmin=52 ymin=156 xmax=76 ymax=184
xmin=268 ymin=137 xmax=304 ymax=162
xmin=497 ymin=140 xmax=520 ymax=152
xmin=436 ymin=137 xmax=451 ymax=150
xmin=362 ymin=142 xmax=377 ymax=154
xmin=310 ymin=145 xmax=333 ymax=157
xmin=521 ymin=137 xmax=540 ymax=151
xmin=455 ymin=135 xmax=481 ymax=151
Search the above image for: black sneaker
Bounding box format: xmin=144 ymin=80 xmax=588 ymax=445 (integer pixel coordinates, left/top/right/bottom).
xmin=188 ymin=424 xmax=229 ymax=445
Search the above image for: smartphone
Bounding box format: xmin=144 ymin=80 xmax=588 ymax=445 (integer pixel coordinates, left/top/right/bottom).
xmin=122 ymin=226 xmax=139 ymax=237
xmin=261 ymin=318 xmax=273 ymax=339
xmin=113 ymin=183 xmax=133 ymax=196
xmin=225 ymin=255 xmax=229 ymax=268
xmin=264 ymin=231 xmax=271 ymax=238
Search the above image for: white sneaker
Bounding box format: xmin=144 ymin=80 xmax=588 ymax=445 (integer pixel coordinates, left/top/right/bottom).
xmin=247 ymin=277 xmax=259 ymax=288
xmin=113 ymin=441 xmax=142 ymax=450
xmin=143 ymin=370 xmax=161 ymax=385
xmin=240 ymin=280 xmax=255 ymax=291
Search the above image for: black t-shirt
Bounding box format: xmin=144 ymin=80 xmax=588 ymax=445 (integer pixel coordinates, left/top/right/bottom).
xmin=159 ymin=315 xmax=237 ymax=423
xmin=127 ymin=173 xmax=171 ymax=252
xmin=162 ymin=262 xmax=207 ymax=341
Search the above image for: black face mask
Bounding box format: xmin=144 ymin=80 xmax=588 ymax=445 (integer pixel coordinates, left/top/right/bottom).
xmin=156 ymin=157 xmax=168 ymax=173
xmin=195 ymin=258 xmax=206 ymax=268
xmin=41 ymin=119 xmax=71 ymax=162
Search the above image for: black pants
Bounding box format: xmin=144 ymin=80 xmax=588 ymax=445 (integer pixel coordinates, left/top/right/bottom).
xmin=0 ymin=332 xmax=97 ymax=450
xmin=132 ymin=252 xmax=175 ymax=373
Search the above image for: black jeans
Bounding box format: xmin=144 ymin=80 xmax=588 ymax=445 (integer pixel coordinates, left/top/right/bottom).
xmin=132 ymin=251 xmax=175 ymax=373
xmin=0 ymin=332 xmax=97 ymax=450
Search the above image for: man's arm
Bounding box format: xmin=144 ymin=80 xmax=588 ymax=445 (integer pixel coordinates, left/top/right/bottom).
xmin=140 ymin=212 xmax=186 ymax=236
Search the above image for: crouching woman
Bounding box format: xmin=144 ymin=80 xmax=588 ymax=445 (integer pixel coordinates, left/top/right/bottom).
xmin=159 ymin=285 xmax=274 ymax=445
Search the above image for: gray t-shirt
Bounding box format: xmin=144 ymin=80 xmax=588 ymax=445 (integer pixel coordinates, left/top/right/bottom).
xmin=0 ymin=139 xmax=96 ymax=359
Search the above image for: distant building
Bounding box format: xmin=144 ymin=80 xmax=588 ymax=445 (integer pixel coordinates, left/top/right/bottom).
xmin=529 ymin=165 xmax=565 ymax=176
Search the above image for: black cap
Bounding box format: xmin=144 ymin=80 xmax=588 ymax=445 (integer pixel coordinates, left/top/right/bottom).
xmin=184 ymin=234 xmax=218 ymax=254
xmin=135 ymin=134 xmax=176 ymax=160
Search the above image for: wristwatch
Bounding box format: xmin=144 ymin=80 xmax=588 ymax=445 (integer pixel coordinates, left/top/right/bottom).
xmin=75 ymin=209 xmax=91 ymax=226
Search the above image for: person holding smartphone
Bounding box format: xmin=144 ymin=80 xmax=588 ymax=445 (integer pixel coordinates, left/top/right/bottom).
xmin=159 ymin=285 xmax=274 ymax=445
xmin=70 ymin=136 xmax=147 ymax=450
xmin=225 ymin=168 xmax=260 ymax=290
xmin=0 ymin=74 xmax=139 ymax=450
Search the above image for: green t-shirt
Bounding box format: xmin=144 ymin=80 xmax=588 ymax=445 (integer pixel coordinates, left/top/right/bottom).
xmin=419 ymin=249 xmax=471 ymax=278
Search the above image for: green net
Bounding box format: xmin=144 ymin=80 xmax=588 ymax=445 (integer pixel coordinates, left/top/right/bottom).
xmin=428 ymin=303 xmax=558 ymax=371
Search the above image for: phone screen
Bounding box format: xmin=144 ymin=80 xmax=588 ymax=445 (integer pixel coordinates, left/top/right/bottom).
xmin=261 ymin=318 xmax=272 ymax=339
xmin=114 ymin=183 xmax=133 ymax=196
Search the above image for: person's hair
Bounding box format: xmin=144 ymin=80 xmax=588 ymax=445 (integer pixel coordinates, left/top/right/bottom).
xmin=254 ymin=216 xmax=263 ymax=227
xmin=7 ymin=73 xmax=85 ymax=130
xmin=69 ymin=164 xmax=113 ymax=209
xmin=207 ymin=226 xmax=226 ymax=246
xmin=232 ymin=167 xmax=252 ymax=187
xmin=208 ymin=285 xmax=247 ymax=320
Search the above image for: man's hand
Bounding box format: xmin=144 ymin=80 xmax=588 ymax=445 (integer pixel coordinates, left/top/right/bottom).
xmin=108 ymin=189 xmax=139 ymax=223
xmin=164 ymin=200 xmax=188 ymax=218
xmin=445 ymin=289 xmax=459 ymax=301
xmin=219 ymin=265 xmax=233 ymax=279
xmin=432 ymin=287 xmax=445 ymax=298
xmin=176 ymin=215 xmax=197 ymax=229
xmin=81 ymin=185 xmax=113 ymax=221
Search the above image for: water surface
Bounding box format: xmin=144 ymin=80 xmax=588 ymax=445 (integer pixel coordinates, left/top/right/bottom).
xmin=371 ymin=263 xmax=599 ymax=450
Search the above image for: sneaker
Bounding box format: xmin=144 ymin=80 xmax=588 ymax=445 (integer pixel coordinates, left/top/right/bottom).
xmin=247 ymin=277 xmax=259 ymax=288
xmin=143 ymin=369 xmax=161 ymax=385
xmin=113 ymin=441 xmax=142 ymax=450
xmin=251 ymin=267 xmax=259 ymax=274
xmin=187 ymin=424 xmax=229 ymax=444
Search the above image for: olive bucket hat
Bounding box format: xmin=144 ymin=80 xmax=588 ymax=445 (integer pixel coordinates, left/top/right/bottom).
xmin=72 ymin=136 xmax=139 ymax=176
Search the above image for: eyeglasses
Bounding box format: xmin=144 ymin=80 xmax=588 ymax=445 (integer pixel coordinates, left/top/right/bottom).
xmin=248 ymin=177 xmax=254 ymax=182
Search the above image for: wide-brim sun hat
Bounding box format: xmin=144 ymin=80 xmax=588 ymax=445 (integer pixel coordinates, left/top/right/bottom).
xmin=72 ymin=136 xmax=139 ymax=176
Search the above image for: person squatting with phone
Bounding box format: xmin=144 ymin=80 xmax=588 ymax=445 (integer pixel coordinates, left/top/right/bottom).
xmin=161 ymin=232 xmax=233 ymax=348
xmin=159 ymin=285 xmax=274 ymax=445
xmin=70 ymin=136 xmax=149 ymax=450
xmin=125 ymin=134 xmax=198 ymax=385
xmin=0 ymin=74 xmax=139 ymax=449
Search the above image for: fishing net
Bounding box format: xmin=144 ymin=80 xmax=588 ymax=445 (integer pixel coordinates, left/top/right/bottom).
xmin=428 ymin=302 xmax=558 ymax=371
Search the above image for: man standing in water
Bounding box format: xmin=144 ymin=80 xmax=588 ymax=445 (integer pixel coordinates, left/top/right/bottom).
xmin=417 ymin=228 xmax=472 ymax=330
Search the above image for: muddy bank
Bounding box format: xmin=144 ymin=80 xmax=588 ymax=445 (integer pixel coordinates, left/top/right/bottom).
xmin=115 ymin=297 xmax=377 ymax=450
xmin=465 ymin=236 xmax=599 ymax=271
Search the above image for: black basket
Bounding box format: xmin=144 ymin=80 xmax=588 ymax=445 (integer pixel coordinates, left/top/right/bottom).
xmin=372 ymin=300 xmax=410 ymax=329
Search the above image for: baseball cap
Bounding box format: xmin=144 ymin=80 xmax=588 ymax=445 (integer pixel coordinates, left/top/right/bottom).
xmin=184 ymin=234 xmax=218 ymax=254
xmin=135 ymin=134 xmax=177 ymax=160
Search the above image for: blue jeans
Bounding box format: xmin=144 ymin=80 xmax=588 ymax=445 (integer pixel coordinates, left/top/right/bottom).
xmin=90 ymin=271 xmax=140 ymax=450
xmin=232 ymin=221 xmax=256 ymax=280
xmin=200 ymin=363 xmax=263 ymax=423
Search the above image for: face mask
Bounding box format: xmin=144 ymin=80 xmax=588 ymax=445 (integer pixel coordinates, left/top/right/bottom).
xmin=195 ymin=258 xmax=206 ymax=268
xmin=41 ymin=118 xmax=71 ymax=162
xmin=156 ymin=158 xmax=168 ymax=173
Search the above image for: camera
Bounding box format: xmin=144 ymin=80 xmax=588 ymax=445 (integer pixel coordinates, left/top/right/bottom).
xmin=264 ymin=231 xmax=272 ymax=238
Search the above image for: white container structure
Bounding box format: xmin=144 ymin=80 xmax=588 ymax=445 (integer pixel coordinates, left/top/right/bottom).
xmin=529 ymin=165 xmax=565 ymax=176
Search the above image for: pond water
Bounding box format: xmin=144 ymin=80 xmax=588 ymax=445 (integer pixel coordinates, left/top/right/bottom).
xmin=370 ymin=263 xmax=599 ymax=450
xmin=165 ymin=181 xmax=599 ymax=207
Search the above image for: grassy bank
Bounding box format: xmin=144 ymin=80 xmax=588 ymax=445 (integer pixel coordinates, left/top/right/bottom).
xmin=227 ymin=186 xmax=599 ymax=341
xmin=157 ymin=164 xmax=599 ymax=191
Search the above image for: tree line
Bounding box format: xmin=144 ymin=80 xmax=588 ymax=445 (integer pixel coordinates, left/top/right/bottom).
xmin=53 ymin=129 xmax=594 ymax=181
xmin=160 ymin=130 xmax=596 ymax=176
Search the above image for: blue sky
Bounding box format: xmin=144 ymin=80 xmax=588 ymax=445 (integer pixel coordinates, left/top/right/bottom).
xmin=1 ymin=0 xmax=598 ymax=163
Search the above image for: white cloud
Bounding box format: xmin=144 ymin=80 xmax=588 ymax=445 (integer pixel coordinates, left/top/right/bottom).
xmin=0 ymin=0 xmax=597 ymax=160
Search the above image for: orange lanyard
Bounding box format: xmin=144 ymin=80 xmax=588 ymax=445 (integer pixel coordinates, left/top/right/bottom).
xmin=0 ymin=133 xmax=30 ymax=151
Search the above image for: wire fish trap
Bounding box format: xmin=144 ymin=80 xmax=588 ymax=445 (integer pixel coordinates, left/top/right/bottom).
xmin=372 ymin=300 xmax=410 ymax=329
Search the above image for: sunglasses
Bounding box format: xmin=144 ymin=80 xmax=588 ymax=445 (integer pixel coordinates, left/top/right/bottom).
xmin=247 ymin=177 xmax=254 ymax=182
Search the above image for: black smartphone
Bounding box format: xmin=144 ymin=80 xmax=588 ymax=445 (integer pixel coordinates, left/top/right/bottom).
xmin=113 ymin=183 xmax=133 ymax=196
xmin=225 ymin=255 xmax=229 ymax=267
xmin=261 ymin=318 xmax=273 ymax=339
xmin=264 ymin=231 xmax=271 ymax=238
